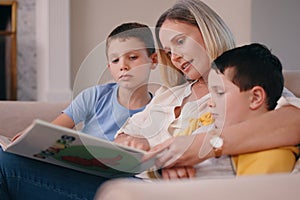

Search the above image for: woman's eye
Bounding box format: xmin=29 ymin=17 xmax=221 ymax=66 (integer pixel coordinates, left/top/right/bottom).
xmin=176 ymin=38 xmax=185 ymax=46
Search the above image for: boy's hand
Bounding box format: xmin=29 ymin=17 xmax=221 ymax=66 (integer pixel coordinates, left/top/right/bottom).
xmin=114 ymin=133 xmax=150 ymax=151
xmin=161 ymin=166 xmax=196 ymax=180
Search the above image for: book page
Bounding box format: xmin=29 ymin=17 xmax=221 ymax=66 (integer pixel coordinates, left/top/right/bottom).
xmin=0 ymin=135 xmax=11 ymax=149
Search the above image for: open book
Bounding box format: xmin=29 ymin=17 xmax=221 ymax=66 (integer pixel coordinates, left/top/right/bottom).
xmin=0 ymin=119 xmax=157 ymax=178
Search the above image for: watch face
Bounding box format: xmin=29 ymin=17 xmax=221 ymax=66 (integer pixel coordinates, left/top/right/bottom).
xmin=210 ymin=136 xmax=223 ymax=148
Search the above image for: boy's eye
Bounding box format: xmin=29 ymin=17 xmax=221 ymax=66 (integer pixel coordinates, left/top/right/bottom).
xmin=215 ymin=89 xmax=225 ymax=96
xmin=129 ymin=55 xmax=138 ymax=60
xmin=216 ymin=91 xmax=225 ymax=95
xmin=211 ymin=86 xmax=225 ymax=96
xmin=111 ymin=58 xmax=119 ymax=64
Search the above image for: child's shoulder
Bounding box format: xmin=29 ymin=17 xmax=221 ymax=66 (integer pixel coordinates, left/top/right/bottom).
xmin=94 ymin=82 xmax=118 ymax=93
xmin=97 ymin=82 xmax=117 ymax=89
xmin=81 ymin=83 xmax=117 ymax=95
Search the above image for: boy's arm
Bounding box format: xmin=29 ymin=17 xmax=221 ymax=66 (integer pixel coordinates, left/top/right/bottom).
xmin=51 ymin=113 xmax=75 ymax=129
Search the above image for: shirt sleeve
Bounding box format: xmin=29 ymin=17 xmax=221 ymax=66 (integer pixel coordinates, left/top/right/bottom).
xmin=63 ymin=87 xmax=97 ymax=124
xmin=276 ymin=87 xmax=300 ymax=108
xmin=232 ymin=146 xmax=299 ymax=175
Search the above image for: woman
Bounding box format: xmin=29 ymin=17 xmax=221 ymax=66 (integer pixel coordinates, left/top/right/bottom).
xmin=115 ymin=0 xmax=300 ymax=179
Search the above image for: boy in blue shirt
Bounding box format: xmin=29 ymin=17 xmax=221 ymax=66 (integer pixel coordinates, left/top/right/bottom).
xmin=1 ymin=22 xmax=157 ymax=199
xmin=53 ymin=22 xmax=157 ymax=141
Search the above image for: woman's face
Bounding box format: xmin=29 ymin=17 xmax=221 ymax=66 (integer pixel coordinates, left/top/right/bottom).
xmin=159 ymin=19 xmax=210 ymax=80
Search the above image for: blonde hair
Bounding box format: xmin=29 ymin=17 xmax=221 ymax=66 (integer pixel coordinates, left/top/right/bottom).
xmin=155 ymin=0 xmax=236 ymax=87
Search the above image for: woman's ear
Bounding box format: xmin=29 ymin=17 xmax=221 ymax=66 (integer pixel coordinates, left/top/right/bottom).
xmin=249 ymin=86 xmax=266 ymax=110
xmin=150 ymin=52 xmax=158 ymax=70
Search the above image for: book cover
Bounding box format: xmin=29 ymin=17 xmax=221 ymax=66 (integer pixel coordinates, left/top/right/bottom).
xmin=0 ymin=119 xmax=157 ymax=178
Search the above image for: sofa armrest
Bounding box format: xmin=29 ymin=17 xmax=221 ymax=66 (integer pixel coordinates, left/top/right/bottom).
xmin=0 ymin=101 xmax=68 ymax=138
xmin=96 ymin=173 xmax=300 ymax=200
xmin=283 ymin=70 xmax=300 ymax=97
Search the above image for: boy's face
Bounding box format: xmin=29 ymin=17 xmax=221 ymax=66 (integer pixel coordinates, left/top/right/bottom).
xmin=107 ymin=37 xmax=156 ymax=89
xmin=208 ymin=68 xmax=251 ymax=129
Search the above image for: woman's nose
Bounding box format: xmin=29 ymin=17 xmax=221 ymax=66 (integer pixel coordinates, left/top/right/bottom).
xmin=171 ymin=52 xmax=182 ymax=62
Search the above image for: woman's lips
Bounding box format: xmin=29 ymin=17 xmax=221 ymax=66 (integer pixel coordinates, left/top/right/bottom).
xmin=181 ymin=60 xmax=193 ymax=72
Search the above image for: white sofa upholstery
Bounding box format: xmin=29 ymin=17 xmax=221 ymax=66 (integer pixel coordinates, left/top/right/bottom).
xmin=0 ymin=101 xmax=68 ymax=138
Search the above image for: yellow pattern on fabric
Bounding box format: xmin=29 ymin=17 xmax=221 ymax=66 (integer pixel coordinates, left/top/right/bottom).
xmin=174 ymin=112 xmax=214 ymax=136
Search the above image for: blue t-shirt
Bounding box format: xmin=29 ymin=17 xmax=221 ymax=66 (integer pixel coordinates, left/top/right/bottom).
xmin=63 ymin=83 xmax=149 ymax=141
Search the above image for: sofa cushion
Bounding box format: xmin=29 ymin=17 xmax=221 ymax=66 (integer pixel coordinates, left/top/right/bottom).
xmin=0 ymin=101 xmax=68 ymax=138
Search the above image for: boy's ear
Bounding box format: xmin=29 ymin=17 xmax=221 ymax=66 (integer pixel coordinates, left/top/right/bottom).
xmin=249 ymin=86 xmax=266 ymax=110
xmin=150 ymin=52 xmax=158 ymax=70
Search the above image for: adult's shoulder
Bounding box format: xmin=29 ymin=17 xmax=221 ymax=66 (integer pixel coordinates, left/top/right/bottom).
xmin=154 ymin=82 xmax=190 ymax=94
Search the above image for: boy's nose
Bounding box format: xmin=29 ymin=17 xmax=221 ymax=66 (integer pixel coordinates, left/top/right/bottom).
xmin=120 ymin=62 xmax=130 ymax=71
xmin=208 ymin=98 xmax=215 ymax=107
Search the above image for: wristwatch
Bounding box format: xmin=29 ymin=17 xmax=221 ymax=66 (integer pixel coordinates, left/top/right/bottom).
xmin=209 ymin=134 xmax=224 ymax=158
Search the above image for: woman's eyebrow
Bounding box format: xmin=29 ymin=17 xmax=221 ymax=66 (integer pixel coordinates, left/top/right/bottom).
xmin=170 ymin=33 xmax=184 ymax=43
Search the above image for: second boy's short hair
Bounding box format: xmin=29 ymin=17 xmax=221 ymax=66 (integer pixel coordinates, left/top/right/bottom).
xmin=212 ymin=43 xmax=284 ymax=110
xmin=106 ymin=22 xmax=155 ymax=57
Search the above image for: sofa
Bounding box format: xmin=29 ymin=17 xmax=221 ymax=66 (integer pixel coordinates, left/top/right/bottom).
xmin=0 ymin=70 xmax=299 ymax=199
xmin=0 ymin=101 xmax=69 ymax=138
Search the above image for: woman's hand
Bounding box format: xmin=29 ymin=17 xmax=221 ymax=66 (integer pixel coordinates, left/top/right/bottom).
xmin=114 ymin=133 xmax=150 ymax=151
xmin=151 ymin=134 xmax=213 ymax=168
xmin=162 ymin=166 xmax=196 ymax=180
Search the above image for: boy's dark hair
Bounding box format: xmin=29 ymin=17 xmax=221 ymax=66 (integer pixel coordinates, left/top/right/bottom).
xmin=106 ymin=22 xmax=155 ymax=57
xmin=213 ymin=43 xmax=284 ymax=110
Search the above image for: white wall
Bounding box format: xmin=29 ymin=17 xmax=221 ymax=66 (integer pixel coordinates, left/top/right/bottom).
xmin=70 ymin=0 xmax=299 ymax=97
xmin=251 ymin=0 xmax=300 ymax=70
xmin=70 ymin=0 xmax=175 ymax=94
